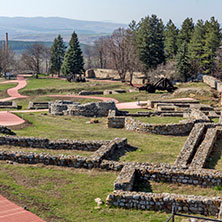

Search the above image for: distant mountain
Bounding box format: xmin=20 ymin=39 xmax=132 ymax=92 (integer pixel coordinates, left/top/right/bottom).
xmin=0 ymin=17 xmax=127 ymax=43
xmin=0 ymin=40 xmax=91 ymax=54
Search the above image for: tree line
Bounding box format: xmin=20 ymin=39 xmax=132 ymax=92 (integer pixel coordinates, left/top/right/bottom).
xmin=0 ymin=15 xmax=221 ymax=83
xmin=89 ymin=15 xmax=222 ymax=82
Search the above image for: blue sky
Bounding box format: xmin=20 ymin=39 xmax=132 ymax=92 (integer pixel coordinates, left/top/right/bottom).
xmin=0 ymin=0 xmax=221 ymax=24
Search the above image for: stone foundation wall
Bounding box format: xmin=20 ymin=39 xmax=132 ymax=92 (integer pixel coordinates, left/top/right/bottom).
xmin=106 ymin=191 xmax=221 ymax=216
xmin=203 ymin=75 xmax=222 ymax=92
xmin=49 ymin=100 xmax=118 ymax=117
xmin=124 ymin=117 xmax=196 ymax=136
xmin=0 ymin=101 xmax=18 ymax=109
xmin=106 ymin=164 xmax=222 ymax=216
xmin=28 ymin=101 xmax=49 ymax=110
xmin=107 ymin=117 xmax=125 ymax=128
xmin=0 ymin=136 xmax=106 ymax=151
xmin=0 ymin=137 xmax=128 ymax=170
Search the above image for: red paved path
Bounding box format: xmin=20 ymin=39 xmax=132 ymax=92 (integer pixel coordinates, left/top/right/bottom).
xmin=0 ymin=195 xmax=45 ymax=222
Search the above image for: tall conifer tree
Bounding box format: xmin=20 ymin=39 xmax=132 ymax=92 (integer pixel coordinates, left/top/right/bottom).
xmin=61 ymin=32 xmax=84 ymax=76
xmin=176 ymin=42 xmax=191 ymax=81
xmin=177 ymin=18 xmax=194 ymax=48
xmin=188 ymin=20 xmax=205 ymax=74
xmin=136 ymin=14 xmax=165 ymax=74
xmin=50 ymin=35 xmax=66 ymax=76
xmin=164 ymin=19 xmax=178 ymax=59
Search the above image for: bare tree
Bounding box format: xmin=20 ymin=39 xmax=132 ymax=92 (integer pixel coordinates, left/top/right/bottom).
xmin=0 ymin=46 xmax=15 ymax=76
xmin=21 ymin=43 xmax=47 ymax=78
xmin=94 ymin=37 xmax=110 ymax=69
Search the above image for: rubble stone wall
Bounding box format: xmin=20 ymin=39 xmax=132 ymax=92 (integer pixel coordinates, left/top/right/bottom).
xmin=124 ymin=117 xmax=195 ymax=136
xmin=106 ymin=191 xmax=221 ymax=216
xmin=0 ymin=137 xmax=128 ymax=170
xmin=203 ymin=75 xmax=222 ymax=92
xmin=0 ymin=136 xmax=106 ymax=151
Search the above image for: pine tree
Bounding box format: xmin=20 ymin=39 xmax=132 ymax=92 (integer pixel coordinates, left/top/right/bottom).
xmin=177 ymin=18 xmax=194 ymax=48
xmin=176 ymin=42 xmax=191 ymax=81
xmin=164 ymin=19 xmax=178 ymax=59
xmin=136 ymin=14 xmax=165 ymax=73
xmin=201 ymin=17 xmax=221 ymax=74
xmin=50 ymin=35 xmax=66 ymax=76
xmin=188 ymin=20 xmax=205 ymax=74
xmin=61 ymin=32 xmax=84 ymax=76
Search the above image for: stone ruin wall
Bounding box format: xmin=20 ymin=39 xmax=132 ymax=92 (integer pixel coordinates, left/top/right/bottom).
xmin=86 ymin=69 xmax=145 ymax=85
xmin=106 ymin=163 xmax=222 ymax=216
xmin=203 ymin=75 xmax=222 ymax=92
xmin=0 ymin=136 xmax=128 ymax=170
xmin=49 ymin=100 xmax=118 ymax=117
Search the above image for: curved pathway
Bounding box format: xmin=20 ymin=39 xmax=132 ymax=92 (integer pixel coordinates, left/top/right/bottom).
xmin=0 ymin=76 xmax=149 ymax=126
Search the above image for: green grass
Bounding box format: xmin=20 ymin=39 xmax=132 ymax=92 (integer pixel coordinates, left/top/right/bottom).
xmin=0 ymin=162 xmax=181 ymax=222
xmin=20 ymin=79 xmax=128 ymax=96
xmin=13 ymin=113 xmax=187 ymax=164
xmin=135 ymin=116 xmax=184 ymax=124
xmin=0 ymin=83 xmax=17 ymax=99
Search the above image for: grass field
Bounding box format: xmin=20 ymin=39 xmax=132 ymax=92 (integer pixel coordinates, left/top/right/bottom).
xmin=0 ymin=78 xmax=220 ymax=221
xmin=13 ymin=113 xmax=187 ymax=164
xmin=0 ymin=83 xmax=17 ymax=99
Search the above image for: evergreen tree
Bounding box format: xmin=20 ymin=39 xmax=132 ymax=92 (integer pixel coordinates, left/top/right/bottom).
xmin=50 ymin=35 xmax=66 ymax=76
xmin=188 ymin=20 xmax=205 ymax=74
xmin=177 ymin=18 xmax=194 ymax=48
xmin=202 ymin=17 xmax=221 ymax=74
xmin=164 ymin=19 xmax=178 ymax=59
xmin=136 ymin=14 xmax=165 ymax=74
xmin=61 ymin=32 xmax=84 ymax=76
xmin=176 ymin=42 xmax=191 ymax=81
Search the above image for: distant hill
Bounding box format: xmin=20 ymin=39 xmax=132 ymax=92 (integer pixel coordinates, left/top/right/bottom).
xmin=0 ymin=17 xmax=127 ymax=43
xmin=0 ymin=40 xmax=91 ymax=54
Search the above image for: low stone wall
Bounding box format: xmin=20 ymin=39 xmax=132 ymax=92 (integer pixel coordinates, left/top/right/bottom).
xmin=88 ymin=138 xmax=127 ymax=167
xmin=189 ymin=127 xmax=218 ymax=169
xmin=0 ymin=101 xmax=18 ymax=109
xmin=85 ymin=68 xmax=145 ymax=85
xmin=78 ymin=91 xmax=103 ymax=95
xmin=28 ymin=101 xmax=49 ymax=110
xmin=175 ymin=123 xmax=222 ymax=169
xmin=0 ymin=126 xmax=16 ymax=136
xmin=49 ymin=100 xmax=79 ymax=115
xmin=67 ymin=101 xmax=117 ymax=117
xmin=175 ymin=123 xmax=206 ymax=167
xmin=124 ymin=117 xmax=196 ymax=136
xmin=106 ymin=164 xmax=222 ymax=216
xmin=148 ymin=100 xmax=199 ymax=108
xmin=0 ymin=137 xmax=128 ymax=170
xmin=107 ymin=117 xmax=125 ymax=128
xmin=49 ymin=100 xmax=118 ymax=117
xmin=203 ymin=75 xmax=222 ymax=92
xmin=0 ymin=135 xmax=106 ymax=151
xmin=106 ymin=191 xmax=221 ymax=216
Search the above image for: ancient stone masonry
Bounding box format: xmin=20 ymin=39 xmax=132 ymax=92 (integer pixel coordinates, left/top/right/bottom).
xmin=0 ymin=101 xmax=18 ymax=109
xmin=0 ymin=136 xmax=128 ymax=170
xmin=203 ymin=75 xmax=222 ymax=92
xmin=175 ymin=123 xmax=222 ymax=169
xmin=0 ymin=135 xmax=106 ymax=151
xmin=106 ymin=163 xmax=222 ymax=216
xmin=49 ymin=100 xmax=122 ymax=117
xmin=124 ymin=117 xmax=198 ymax=136
xmin=106 ymin=191 xmax=221 ymax=216
xmin=0 ymin=126 xmax=16 ymax=136
xmin=28 ymin=101 xmax=49 ymax=110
